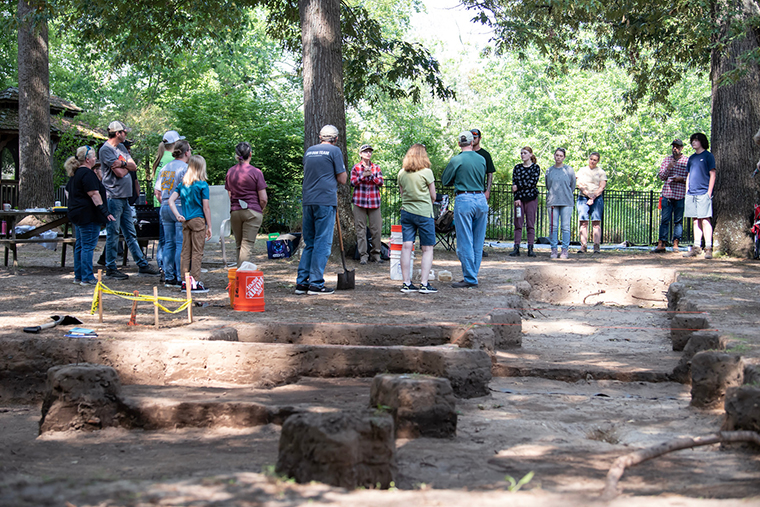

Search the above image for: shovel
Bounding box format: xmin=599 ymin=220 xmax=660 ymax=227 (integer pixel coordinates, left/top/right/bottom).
xmin=335 ymin=209 xmax=355 ymax=290
xmin=23 ymin=315 xmax=83 ymax=334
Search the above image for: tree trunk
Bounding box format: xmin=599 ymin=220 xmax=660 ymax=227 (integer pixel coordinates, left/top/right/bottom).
xmin=299 ymin=0 xmax=357 ymax=256
xmin=17 ymin=0 xmax=52 ymax=209
xmin=710 ymin=0 xmax=760 ymax=257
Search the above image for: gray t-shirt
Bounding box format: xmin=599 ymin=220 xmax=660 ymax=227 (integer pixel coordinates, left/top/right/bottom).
xmin=302 ymin=143 xmax=346 ymax=206
xmin=99 ymin=141 xmax=133 ymax=199
xmin=155 ymin=159 xmax=188 ymax=204
xmin=545 ymin=164 xmax=576 ymax=207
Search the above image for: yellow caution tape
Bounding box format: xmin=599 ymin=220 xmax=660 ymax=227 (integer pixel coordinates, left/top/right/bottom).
xmin=90 ymin=282 xmax=191 ymax=315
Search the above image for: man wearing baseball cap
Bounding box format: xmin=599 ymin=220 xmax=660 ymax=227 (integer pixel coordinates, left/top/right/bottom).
xmin=350 ymin=144 xmax=384 ymax=264
xmin=294 ymin=124 xmax=347 ymax=295
xmin=99 ymin=120 xmax=160 ymax=279
xmin=442 ymin=131 xmax=489 ymax=288
xmin=470 ymin=129 xmax=495 ymax=200
xmin=652 ymin=138 xmax=688 ymax=253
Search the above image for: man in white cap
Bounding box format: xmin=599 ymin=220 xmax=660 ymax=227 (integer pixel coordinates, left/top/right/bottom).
xmin=99 ymin=121 xmax=160 ymax=280
xmin=442 ymin=130 xmax=489 ymax=288
xmin=294 ymin=124 xmax=347 ymax=295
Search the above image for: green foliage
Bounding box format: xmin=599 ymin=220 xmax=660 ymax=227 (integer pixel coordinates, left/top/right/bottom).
xmin=504 ymin=471 xmax=534 ymax=492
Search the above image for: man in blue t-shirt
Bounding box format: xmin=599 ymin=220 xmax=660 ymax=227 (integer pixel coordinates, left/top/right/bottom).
xmin=294 ymin=125 xmax=347 ymax=295
xmin=683 ymin=132 xmax=716 ymax=259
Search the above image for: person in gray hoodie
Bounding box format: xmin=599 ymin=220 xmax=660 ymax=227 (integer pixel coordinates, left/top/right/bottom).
xmin=545 ymin=148 xmax=575 ymax=259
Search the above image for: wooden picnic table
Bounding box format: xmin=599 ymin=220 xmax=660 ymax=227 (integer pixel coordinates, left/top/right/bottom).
xmin=0 ymin=209 xmax=73 ymax=267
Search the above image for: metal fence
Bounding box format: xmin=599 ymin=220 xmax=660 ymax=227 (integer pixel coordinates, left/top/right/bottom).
xmin=50 ymin=180 xmax=689 ymax=246
xmin=380 ymin=181 xmax=691 ymax=246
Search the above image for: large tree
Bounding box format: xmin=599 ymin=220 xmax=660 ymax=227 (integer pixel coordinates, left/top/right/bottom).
xmin=16 ymin=0 xmax=51 ymax=209
xmin=463 ymin=0 xmax=760 ymax=256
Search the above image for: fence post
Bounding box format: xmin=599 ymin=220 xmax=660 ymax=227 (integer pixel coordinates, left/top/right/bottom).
xmin=649 ymin=191 xmax=654 ymax=246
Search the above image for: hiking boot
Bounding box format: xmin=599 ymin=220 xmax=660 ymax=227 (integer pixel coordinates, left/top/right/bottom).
xmin=578 ymin=245 xmax=587 ymax=254
xmin=359 ymin=259 xmax=368 ymax=265
xmin=704 ymin=247 xmax=713 ymax=259
xmin=401 ymin=282 xmax=419 ymax=293
xmin=307 ymin=285 xmax=335 ymax=295
xmin=683 ymin=246 xmax=702 ymax=258
xmin=509 ymin=245 xmax=520 ymax=257
xmin=560 ymin=248 xmax=569 ymax=259
xmin=105 ymin=269 xmax=129 ymax=280
xmin=138 ymin=264 xmax=160 ymax=276
xmin=593 ymin=244 xmax=601 ymax=254
xmin=550 ymin=248 xmax=558 ymax=259
xmin=451 ymin=280 xmax=478 ymax=288
xmin=672 ymin=239 xmax=680 ymax=252
xmin=527 ymin=245 xmax=536 ymax=257
xmin=418 ymin=283 xmax=438 ymax=294
xmin=294 ymin=284 xmax=309 ymax=295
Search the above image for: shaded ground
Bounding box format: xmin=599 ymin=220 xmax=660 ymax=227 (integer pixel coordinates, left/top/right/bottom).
xmin=1 ymin=238 xmax=759 ymax=505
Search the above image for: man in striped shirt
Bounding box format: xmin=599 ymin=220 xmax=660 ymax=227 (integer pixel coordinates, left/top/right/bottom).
xmin=351 ymin=144 xmax=384 ymax=264
xmin=653 ymin=139 xmax=689 ymax=253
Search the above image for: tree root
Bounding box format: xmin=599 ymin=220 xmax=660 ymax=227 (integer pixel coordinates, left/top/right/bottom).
xmin=601 ymin=430 xmax=760 ymax=500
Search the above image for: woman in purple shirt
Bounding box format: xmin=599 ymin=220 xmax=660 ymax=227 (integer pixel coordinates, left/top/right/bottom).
xmin=225 ymin=142 xmax=268 ymax=267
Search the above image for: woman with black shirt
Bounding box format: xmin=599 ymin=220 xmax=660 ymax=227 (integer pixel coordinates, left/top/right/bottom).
xmin=65 ymin=146 xmax=114 ymax=285
xmin=510 ymin=146 xmax=541 ymax=257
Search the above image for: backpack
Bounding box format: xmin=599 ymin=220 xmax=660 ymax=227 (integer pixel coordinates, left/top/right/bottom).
xmin=435 ymin=209 xmax=454 ymax=233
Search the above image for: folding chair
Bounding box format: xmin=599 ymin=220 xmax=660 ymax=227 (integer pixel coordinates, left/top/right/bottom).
xmin=434 ymin=194 xmax=456 ymax=251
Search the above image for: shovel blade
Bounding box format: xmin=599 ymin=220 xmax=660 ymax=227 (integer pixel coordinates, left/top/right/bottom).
xmin=337 ymin=269 xmax=355 ymax=290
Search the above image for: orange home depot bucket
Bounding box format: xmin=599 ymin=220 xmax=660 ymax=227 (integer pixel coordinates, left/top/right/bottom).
xmin=391 ymin=224 xmax=401 ymax=233
xmin=390 ymin=242 xmax=402 ymax=251
xmin=227 ymin=268 xmax=237 ymax=307
xmin=234 ymin=270 xmax=265 ymax=312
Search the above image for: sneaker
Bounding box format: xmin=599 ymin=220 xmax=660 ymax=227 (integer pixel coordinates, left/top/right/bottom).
xmin=105 ymin=269 xmax=129 ymax=280
xmin=419 ymin=283 xmax=438 ymax=294
xmin=360 ymin=259 xmax=368 ymax=265
xmin=294 ymin=284 xmax=309 ymax=295
xmin=181 ymin=280 xmax=188 ymax=292
xmin=376 ymin=258 xmax=386 ymax=264
xmin=81 ymin=278 xmax=98 ymax=286
xmin=451 ymin=280 xmax=478 ymax=288
xmin=138 ymin=264 xmax=161 ymax=276
xmin=73 ymin=278 xmax=81 ymax=285
xmin=550 ymin=248 xmax=558 ymax=259
xmin=164 ymin=278 xmax=179 ymax=288
xmin=560 ymin=248 xmax=569 ymax=259
xmin=683 ymin=246 xmax=702 ymax=258
xmin=307 ymin=285 xmax=334 ymax=295
xmin=704 ymin=247 xmax=713 ymax=259
xmin=401 ymin=282 xmax=419 ymax=293
xmin=191 ymin=280 xmax=209 ymax=293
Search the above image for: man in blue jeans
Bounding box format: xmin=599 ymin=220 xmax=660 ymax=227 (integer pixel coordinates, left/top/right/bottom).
xmin=442 ymin=131 xmax=488 ymax=288
xmin=295 ymin=125 xmax=347 ymax=295
xmin=99 ymin=121 xmax=160 ymax=280
xmin=653 ymin=139 xmax=688 ymax=253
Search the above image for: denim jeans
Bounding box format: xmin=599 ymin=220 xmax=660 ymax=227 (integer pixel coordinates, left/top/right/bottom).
xmin=453 ymin=193 xmax=489 ymax=285
xmin=106 ymin=198 xmax=148 ymax=271
xmin=157 ymin=212 xmax=164 ymax=271
xmin=297 ymin=205 xmax=336 ymax=289
xmin=160 ymin=204 xmax=183 ymax=281
xmin=550 ymin=205 xmax=572 ymax=250
xmin=659 ymin=197 xmax=684 ymax=242
xmin=74 ymin=221 xmax=101 ymax=282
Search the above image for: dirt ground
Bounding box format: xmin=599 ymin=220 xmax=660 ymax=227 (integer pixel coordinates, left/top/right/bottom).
xmin=1 ymin=237 xmax=759 ymax=506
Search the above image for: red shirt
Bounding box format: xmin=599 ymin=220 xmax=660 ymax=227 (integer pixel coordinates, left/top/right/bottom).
xmin=658 ymin=154 xmax=688 ymax=200
xmin=225 ymin=162 xmax=267 ymax=213
xmin=350 ymin=162 xmax=383 ymax=209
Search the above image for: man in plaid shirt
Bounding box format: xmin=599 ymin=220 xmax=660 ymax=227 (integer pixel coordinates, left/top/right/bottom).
xmin=351 ymin=144 xmax=384 ymax=264
xmin=653 ymin=139 xmax=689 ymax=253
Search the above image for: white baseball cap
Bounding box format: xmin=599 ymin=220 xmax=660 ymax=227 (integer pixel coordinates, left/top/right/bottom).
xmin=107 ymin=120 xmax=131 ymax=133
xmin=163 ymin=130 xmax=185 ymax=144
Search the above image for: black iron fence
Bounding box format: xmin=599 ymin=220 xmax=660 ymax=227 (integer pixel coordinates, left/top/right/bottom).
xmin=51 ymin=180 xmax=689 ymax=246
xmin=380 ymin=181 xmax=691 ymax=246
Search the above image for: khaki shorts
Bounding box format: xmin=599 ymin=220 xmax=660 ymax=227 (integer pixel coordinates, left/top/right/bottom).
xmin=684 ymin=193 xmax=712 ymax=219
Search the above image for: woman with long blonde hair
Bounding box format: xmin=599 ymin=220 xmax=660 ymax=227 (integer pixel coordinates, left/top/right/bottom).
xmin=397 ymin=143 xmax=437 ymax=294
xmin=168 ymin=155 xmax=211 ymax=292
